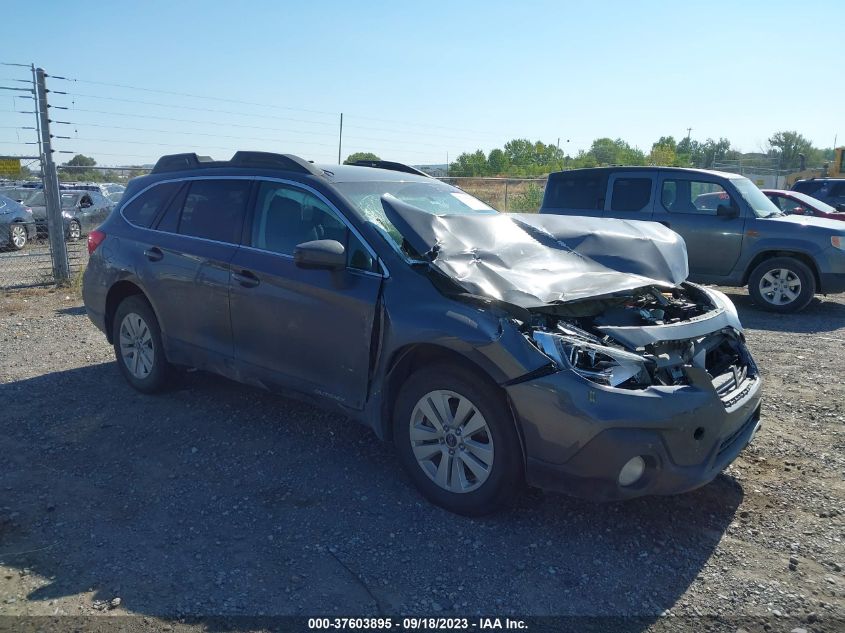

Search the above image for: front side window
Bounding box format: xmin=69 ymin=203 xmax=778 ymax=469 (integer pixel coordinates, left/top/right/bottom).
xmin=177 ymin=179 xmax=250 ymax=243
xmin=662 ymin=180 xmax=734 ymax=215
xmin=610 ymin=177 xmax=652 ymax=212
xmin=252 ymin=181 xmax=376 ymax=271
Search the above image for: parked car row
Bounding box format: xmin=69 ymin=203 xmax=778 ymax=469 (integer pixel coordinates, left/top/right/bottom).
xmin=0 ymin=184 xmax=117 ymax=250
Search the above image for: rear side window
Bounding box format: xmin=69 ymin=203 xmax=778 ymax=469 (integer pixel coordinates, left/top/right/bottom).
xmin=122 ymin=182 xmax=181 ymax=227
xmin=610 ymin=178 xmax=652 ymax=211
xmin=545 ymin=173 xmax=608 ymax=210
xmin=177 ymin=179 xmax=250 ymax=243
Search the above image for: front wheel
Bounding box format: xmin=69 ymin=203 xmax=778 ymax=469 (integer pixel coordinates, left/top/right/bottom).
xmin=393 ymin=365 xmax=523 ymax=516
xmin=8 ymin=223 xmax=27 ymax=250
xmin=748 ymin=256 xmax=815 ymax=313
xmin=112 ymin=295 xmax=171 ymax=393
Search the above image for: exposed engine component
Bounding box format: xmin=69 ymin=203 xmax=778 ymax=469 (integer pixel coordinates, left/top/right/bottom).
xmin=527 ymin=284 xmax=756 ymax=397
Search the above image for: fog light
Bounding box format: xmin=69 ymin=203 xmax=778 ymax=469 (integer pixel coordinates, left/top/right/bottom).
xmin=618 ymin=456 xmax=645 ymax=487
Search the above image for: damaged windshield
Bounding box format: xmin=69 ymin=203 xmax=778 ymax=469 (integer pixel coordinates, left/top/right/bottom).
xmin=731 ymin=177 xmax=783 ymax=218
xmin=333 ymin=180 xmax=495 ymax=247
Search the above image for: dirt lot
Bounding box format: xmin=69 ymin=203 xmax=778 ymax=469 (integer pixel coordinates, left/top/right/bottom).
xmin=0 ymin=286 xmax=843 ymax=632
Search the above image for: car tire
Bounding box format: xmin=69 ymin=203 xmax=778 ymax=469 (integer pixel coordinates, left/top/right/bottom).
xmin=393 ymin=364 xmax=523 ymax=516
xmin=748 ymin=256 xmax=815 ymax=313
xmin=8 ymin=223 xmax=27 ymax=251
xmin=112 ymin=295 xmax=171 ymax=394
xmin=68 ymin=220 xmax=81 ymax=241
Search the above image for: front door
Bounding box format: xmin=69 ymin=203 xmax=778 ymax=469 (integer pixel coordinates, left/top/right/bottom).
xmin=652 ymin=175 xmax=746 ymax=277
xmin=229 ymin=179 xmax=383 ymax=409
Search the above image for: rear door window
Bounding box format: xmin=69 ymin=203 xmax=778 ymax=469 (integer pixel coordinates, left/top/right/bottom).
xmin=122 ymin=182 xmax=181 ymax=228
xmin=610 ymin=177 xmax=652 ymax=212
xmin=176 ymin=179 xmax=250 ymax=243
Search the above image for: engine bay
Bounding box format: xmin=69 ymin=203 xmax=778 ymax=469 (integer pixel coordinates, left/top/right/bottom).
xmin=526 ymin=284 xmax=755 ymax=394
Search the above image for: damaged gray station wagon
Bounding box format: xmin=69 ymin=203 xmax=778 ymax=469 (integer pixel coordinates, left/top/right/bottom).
xmin=82 ymin=152 xmax=763 ymax=515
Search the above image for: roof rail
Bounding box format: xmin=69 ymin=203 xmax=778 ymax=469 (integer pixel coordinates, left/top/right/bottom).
xmin=350 ymin=160 xmax=431 ymax=177
xmin=151 ymin=151 xmax=323 ymax=176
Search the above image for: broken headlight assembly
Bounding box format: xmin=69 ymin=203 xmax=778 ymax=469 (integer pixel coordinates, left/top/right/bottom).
xmin=532 ymin=331 xmax=652 ymax=388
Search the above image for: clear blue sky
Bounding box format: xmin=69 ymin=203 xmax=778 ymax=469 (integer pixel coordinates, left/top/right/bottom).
xmin=2 ymin=0 xmax=842 ymax=167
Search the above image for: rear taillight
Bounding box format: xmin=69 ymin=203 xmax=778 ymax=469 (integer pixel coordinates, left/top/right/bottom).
xmin=88 ymin=229 xmax=106 ymax=255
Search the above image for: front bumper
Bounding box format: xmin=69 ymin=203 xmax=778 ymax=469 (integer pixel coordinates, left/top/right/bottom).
xmin=816 ymin=246 xmax=845 ymax=294
xmin=506 ymin=362 xmax=763 ymax=501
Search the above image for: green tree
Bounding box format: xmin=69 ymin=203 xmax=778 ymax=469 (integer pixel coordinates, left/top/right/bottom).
xmin=448 ymin=150 xmax=489 ymax=177
xmin=343 ymin=152 xmax=381 ymax=165
xmin=65 ymin=154 xmax=97 ymax=168
xmin=767 ymin=131 xmax=814 ymax=170
xmin=649 ymin=136 xmax=678 ymax=166
xmin=587 ymin=138 xmax=645 ymax=166
xmin=487 ymin=148 xmax=510 ymax=175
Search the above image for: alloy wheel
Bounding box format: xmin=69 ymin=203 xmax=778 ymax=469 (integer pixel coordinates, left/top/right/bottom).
xmin=10 ymin=224 xmax=26 ymax=249
xmin=758 ymin=268 xmax=801 ymax=306
xmin=409 ymin=389 xmax=494 ymax=494
xmin=119 ymin=312 xmax=155 ymax=379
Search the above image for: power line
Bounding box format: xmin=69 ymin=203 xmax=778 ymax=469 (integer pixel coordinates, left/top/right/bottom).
xmin=58 ymin=90 xmax=502 ymax=145
xmin=47 ymin=72 xmax=506 ymax=139
xmin=54 ymin=118 xmax=467 ymax=156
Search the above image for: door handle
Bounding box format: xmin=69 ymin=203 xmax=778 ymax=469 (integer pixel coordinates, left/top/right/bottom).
xmin=233 ymin=269 xmax=260 ymax=288
xmin=144 ymin=247 xmax=163 ymax=262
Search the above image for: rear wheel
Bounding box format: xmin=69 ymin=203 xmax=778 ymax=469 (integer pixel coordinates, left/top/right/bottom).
xmin=9 ymin=223 xmax=27 ymax=250
xmin=112 ymin=295 xmax=171 ymax=393
xmin=393 ymin=365 xmax=522 ymax=516
xmin=748 ymin=256 xmax=815 ymax=313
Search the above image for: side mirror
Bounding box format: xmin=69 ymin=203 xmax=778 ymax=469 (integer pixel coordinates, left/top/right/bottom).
xmin=294 ymin=239 xmax=346 ymax=270
xmin=716 ymin=203 xmax=739 ymax=218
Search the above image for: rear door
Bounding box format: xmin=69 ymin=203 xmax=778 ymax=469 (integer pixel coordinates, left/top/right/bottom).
xmin=603 ymin=171 xmax=656 ymax=219
xmin=228 ymin=178 xmax=382 ymax=409
xmin=138 ymin=177 xmax=252 ymax=368
xmin=652 ymin=174 xmax=746 ymax=276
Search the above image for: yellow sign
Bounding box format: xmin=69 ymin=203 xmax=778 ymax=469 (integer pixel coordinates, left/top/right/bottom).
xmin=0 ymin=158 xmax=21 ymax=178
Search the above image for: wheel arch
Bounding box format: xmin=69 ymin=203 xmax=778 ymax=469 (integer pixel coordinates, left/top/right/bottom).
xmin=742 ymin=250 xmax=821 ymax=288
xmin=104 ymin=280 xmax=148 ymax=344
xmin=380 ymin=343 xmax=527 ymax=464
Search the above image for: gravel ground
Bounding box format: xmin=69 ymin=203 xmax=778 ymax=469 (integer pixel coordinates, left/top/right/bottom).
xmin=0 ymin=286 xmax=843 ymax=632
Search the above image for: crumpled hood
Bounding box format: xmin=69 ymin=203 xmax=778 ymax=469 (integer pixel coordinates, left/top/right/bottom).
xmin=382 ymin=195 xmax=689 ymax=308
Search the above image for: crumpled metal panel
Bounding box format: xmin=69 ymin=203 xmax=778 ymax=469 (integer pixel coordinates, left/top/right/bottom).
xmin=381 ymin=195 xmax=689 ymax=308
